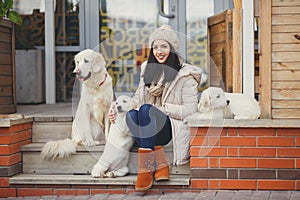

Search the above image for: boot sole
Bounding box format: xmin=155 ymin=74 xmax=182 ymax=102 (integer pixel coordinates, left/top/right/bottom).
xmin=155 ymin=176 xmax=170 ymax=181
xmin=135 ymin=182 xmax=153 ymax=191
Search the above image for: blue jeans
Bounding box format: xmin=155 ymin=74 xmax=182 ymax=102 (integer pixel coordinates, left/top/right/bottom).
xmin=126 ymin=104 xmax=172 ymax=150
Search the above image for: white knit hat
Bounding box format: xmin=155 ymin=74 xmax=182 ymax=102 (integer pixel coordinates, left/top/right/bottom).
xmin=149 ymin=24 xmax=180 ymax=50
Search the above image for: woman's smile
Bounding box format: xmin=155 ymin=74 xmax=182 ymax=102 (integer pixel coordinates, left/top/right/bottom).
xmin=152 ymin=40 xmax=170 ymax=63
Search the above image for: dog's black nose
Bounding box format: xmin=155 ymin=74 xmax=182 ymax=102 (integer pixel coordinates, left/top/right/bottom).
xmin=227 ymin=100 xmax=230 ymax=105
xmin=73 ymin=69 xmax=80 ymax=75
xmin=117 ymin=106 xmax=122 ymax=112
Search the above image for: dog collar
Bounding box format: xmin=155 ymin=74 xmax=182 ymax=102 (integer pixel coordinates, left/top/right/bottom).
xmin=99 ymin=73 xmax=108 ymax=86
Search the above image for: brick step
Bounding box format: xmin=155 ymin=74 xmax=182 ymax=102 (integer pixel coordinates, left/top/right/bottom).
xmin=21 ymin=143 xmax=190 ymax=175
xmin=9 ymin=174 xmax=190 ymax=186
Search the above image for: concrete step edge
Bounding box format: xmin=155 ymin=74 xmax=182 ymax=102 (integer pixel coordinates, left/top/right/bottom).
xmin=21 ymin=143 xmax=174 ymax=152
xmin=9 ymin=174 xmax=190 ymax=186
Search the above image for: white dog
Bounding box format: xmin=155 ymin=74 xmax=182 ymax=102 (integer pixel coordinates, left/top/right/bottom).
xmin=185 ymin=87 xmax=261 ymax=122
xmin=224 ymin=92 xmax=261 ymax=119
xmin=41 ymin=49 xmax=113 ymax=160
xmin=185 ymin=87 xmax=227 ymax=121
xmin=91 ymin=95 xmax=134 ymax=178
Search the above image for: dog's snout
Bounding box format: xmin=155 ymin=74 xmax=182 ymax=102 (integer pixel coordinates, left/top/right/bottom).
xmin=117 ymin=105 xmax=122 ymax=112
xmin=226 ymin=100 xmax=230 ymax=105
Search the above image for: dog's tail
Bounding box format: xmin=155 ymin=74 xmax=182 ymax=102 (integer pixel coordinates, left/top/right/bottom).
xmin=41 ymin=138 xmax=78 ymax=160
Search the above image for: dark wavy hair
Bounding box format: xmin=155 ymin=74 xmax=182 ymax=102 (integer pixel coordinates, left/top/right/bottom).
xmin=144 ymin=43 xmax=181 ymax=87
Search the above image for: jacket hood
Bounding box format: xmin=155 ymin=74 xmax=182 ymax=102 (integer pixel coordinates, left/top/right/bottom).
xmin=178 ymin=63 xmax=202 ymax=84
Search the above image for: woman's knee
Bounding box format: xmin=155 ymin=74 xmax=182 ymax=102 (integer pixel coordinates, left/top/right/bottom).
xmin=139 ymin=104 xmax=152 ymax=113
xmin=126 ymin=110 xmax=138 ymax=124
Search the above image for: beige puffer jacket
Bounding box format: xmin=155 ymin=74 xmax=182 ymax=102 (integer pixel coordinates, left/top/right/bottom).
xmin=131 ymin=61 xmax=202 ymax=165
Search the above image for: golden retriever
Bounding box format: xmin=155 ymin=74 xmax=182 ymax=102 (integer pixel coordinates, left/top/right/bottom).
xmin=91 ymin=95 xmax=134 ymax=178
xmin=41 ymin=49 xmax=113 ymax=160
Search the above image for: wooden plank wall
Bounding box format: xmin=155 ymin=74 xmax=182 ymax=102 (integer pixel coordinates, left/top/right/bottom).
xmin=271 ymin=0 xmax=300 ymax=118
xmin=0 ymin=19 xmax=16 ymax=114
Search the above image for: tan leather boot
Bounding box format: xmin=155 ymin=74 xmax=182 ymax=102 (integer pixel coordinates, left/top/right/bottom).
xmin=154 ymin=146 xmax=170 ymax=181
xmin=135 ymin=148 xmax=155 ymax=191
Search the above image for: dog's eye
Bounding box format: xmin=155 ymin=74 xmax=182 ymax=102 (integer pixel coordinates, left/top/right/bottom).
xmin=84 ymin=58 xmax=89 ymax=63
xmin=216 ymin=94 xmax=220 ymax=98
xmin=123 ymin=100 xmax=127 ymax=103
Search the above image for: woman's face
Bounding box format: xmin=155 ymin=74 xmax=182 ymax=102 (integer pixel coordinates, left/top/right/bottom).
xmin=152 ymin=39 xmax=170 ymax=63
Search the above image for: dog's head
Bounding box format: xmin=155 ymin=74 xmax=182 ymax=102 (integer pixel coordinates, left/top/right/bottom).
xmin=110 ymin=95 xmax=132 ymax=115
xmin=198 ymin=87 xmax=227 ymax=112
xmin=73 ymin=49 xmax=106 ymax=83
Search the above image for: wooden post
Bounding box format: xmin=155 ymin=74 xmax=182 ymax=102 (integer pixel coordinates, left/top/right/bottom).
xmin=234 ymin=0 xmax=242 ymax=9
xmin=232 ymin=8 xmax=243 ymax=93
xmin=259 ymin=0 xmax=272 ymax=118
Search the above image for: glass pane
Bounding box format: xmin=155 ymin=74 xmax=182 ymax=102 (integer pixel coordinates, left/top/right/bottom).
xmin=55 ymin=0 xmax=80 ymax=46
xmin=99 ymin=0 xmax=163 ymax=93
xmin=56 ymin=52 xmax=77 ymax=102
xmin=15 ymin=10 xmax=45 ymax=49
xmin=186 ymin=0 xmax=214 ymax=89
xmin=54 ymin=0 xmax=80 ymax=101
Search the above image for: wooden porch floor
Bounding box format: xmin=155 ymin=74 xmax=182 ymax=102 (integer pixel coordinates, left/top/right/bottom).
xmin=16 ymin=103 xmax=73 ymax=118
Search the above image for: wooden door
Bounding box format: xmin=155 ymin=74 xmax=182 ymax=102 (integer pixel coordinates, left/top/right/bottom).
xmin=207 ymin=9 xmax=242 ymax=93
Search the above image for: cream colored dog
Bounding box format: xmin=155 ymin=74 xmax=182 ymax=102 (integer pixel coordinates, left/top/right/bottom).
xmin=224 ymin=92 xmax=261 ymax=119
xmin=41 ymin=49 xmax=113 ymax=160
xmin=185 ymin=87 xmax=261 ymax=122
xmin=91 ymin=95 xmax=134 ymax=178
xmin=184 ymin=87 xmax=227 ymax=121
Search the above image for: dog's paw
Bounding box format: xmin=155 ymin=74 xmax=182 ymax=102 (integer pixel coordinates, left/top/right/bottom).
xmin=83 ymin=140 xmax=100 ymax=146
xmin=91 ymin=163 xmax=104 ymax=178
xmin=184 ymin=113 xmax=199 ymax=123
xmin=91 ymin=169 xmax=107 ymax=178
xmin=91 ymin=169 xmax=100 ymax=178
xmin=100 ymin=172 xmax=106 ymax=178
xmin=104 ymin=171 xmax=115 ymax=178
xmin=183 ymin=117 xmax=189 ymax=124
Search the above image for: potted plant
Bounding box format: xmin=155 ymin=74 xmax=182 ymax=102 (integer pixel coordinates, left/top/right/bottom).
xmin=0 ymin=0 xmax=22 ymax=114
xmin=0 ymin=0 xmax=22 ymax=25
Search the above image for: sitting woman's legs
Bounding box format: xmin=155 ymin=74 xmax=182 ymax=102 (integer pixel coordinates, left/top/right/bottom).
xmin=126 ymin=104 xmax=172 ymax=191
xmin=126 ymin=104 xmax=172 ymax=149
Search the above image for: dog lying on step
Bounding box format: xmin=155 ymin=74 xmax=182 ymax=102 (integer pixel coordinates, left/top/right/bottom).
xmin=185 ymin=87 xmax=261 ymax=121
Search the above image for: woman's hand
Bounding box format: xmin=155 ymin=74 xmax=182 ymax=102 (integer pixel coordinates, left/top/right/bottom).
xmin=108 ymin=109 xmax=116 ymax=124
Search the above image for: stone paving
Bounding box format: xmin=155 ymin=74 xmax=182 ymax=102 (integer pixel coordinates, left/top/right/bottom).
xmin=1 ymin=191 xmax=300 ymax=200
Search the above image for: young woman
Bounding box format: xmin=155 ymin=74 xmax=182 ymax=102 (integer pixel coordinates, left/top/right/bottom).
xmin=109 ymin=24 xmax=202 ymax=191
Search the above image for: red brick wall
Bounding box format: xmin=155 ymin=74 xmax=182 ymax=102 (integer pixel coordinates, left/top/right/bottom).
xmin=190 ymin=127 xmax=300 ymax=190
xmin=2 ymin=122 xmax=300 ymax=197
xmin=0 ymin=122 xmax=32 ymax=197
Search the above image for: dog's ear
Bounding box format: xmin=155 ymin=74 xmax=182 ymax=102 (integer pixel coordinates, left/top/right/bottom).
xmin=199 ymin=90 xmax=211 ymax=112
xmin=92 ymin=52 xmax=106 ymax=73
xmin=73 ymin=54 xmax=80 ymax=72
